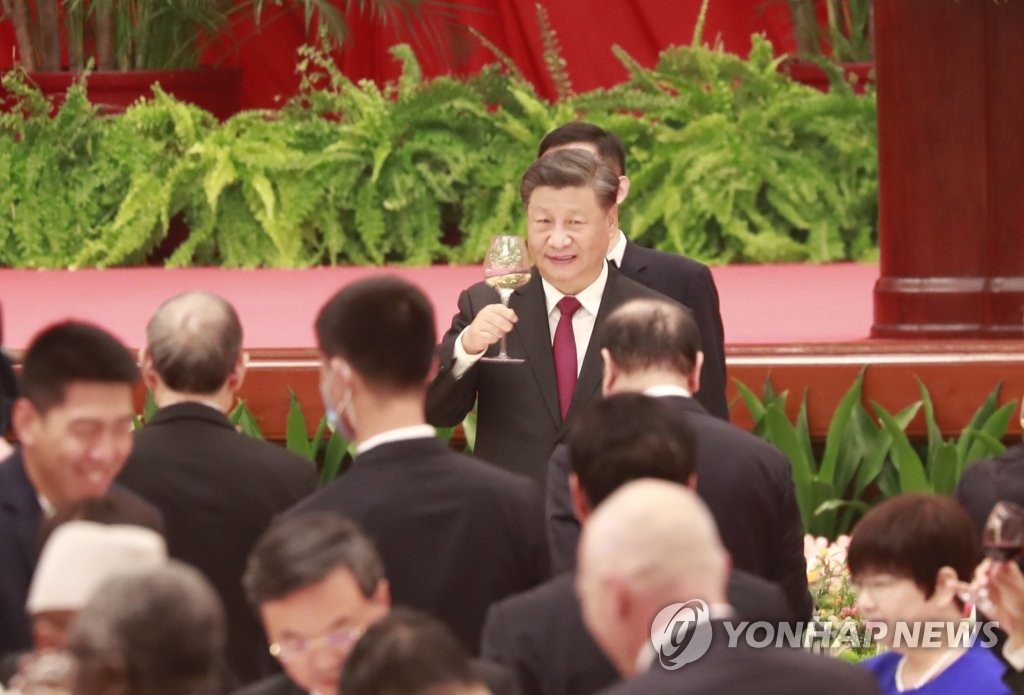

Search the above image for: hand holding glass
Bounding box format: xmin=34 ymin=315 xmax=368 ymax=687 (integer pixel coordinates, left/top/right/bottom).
xmin=482 ymin=235 xmax=530 ymax=364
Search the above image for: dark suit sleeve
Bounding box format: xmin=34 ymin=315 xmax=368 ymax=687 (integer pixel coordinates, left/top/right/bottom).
xmin=426 ymin=289 xmax=484 ymax=427
xmin=480 ymin=604 xmax=533 ymax=695
xmin=545 ymin=444 xmax=581 ymax=574
xmin=772 ymin=462 xmax=814 ymax=621
xmin=685 ymin=264 xmax=729 ymax=422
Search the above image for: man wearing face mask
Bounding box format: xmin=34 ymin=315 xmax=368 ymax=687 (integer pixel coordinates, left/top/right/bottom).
xmin=289 ymin=277 xmax=548 ymax=655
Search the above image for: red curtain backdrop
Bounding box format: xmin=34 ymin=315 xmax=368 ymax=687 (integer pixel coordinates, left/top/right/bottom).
xmin=0 ymin=1 xmax=799 ymax=109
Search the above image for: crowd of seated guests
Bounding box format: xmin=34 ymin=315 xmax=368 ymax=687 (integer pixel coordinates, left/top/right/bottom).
xmin=3 ymin=123 xmax=1024 ymax=695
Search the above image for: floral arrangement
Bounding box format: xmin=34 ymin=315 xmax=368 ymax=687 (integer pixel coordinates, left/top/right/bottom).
xmin=804 ymin=534 xmax=878 ymax=661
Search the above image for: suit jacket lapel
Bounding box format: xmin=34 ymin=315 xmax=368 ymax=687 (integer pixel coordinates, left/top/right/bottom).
xmin=509 ymin=272 xmax=561 ymax=429
xmin=619 ymin=241 xmax=650 ymax=286
xmin=1 ymin=453 xmax=43 ymax=572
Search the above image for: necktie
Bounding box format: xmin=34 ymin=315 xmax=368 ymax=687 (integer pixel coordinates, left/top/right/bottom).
xmin=553 ymin=296 xmax=582 ymax=420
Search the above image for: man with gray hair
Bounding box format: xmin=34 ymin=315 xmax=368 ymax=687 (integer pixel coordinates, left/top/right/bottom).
xmin=577 ymin=480 xmax=878 ymax=694
xmin=118 ymin=292 xmax=316 ymax=685
xmin=68 ymin=561 xmax=227 ymax=695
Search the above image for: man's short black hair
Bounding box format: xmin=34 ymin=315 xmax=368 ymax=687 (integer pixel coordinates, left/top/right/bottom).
xmin=538 ymin=121 xmax=627 ymax=176
xmin=569 ymin=394 xmax=697 ymax=507
xmin=243 ymin=513 xmax=385 ymax=609
xmin=21 ymin=321 xmax=139 ymax=413
xmin=600 ymin=298 xmax=702 ymax=377
xmin=848 ymin=493 xmax=980 ymax=597
xmin=341 ymin=608 xmax=480 ymax=695
xmin=315 ymin=277 xmax=435 ymax=391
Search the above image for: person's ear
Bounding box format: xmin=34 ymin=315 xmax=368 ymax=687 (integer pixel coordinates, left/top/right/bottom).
xmin=616 ymin=175 xmax=631 ymax=205
xmin=139 ymin=349 xmax=160 ymax=392
xmin=933 ymin=566 xmax=961 ymax=605
xmin=685 ymin=473 xmax=697 ymax=491
xmin=425 ymin=354 xmax=440 ymax=386
xmin=11 ymin=398 xmax=40 ymax=447
xmin=225 ymin=351 xmax=248 ymax=395
xmin=373 ymin=579 xmax=391 ymax=610
xmin=601 ymin=348 xmax=617 ymax=397
xmin=570 ymin=473 xmax=592 ymax=523
xmin=689 ymin=350 xmax=704 ymax=395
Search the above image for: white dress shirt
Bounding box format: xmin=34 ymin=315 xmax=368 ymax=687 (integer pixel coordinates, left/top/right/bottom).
xmin=607 ymin=229 xmax=628 ymax=267
xmin=452 ymin=262 xmax=610 ymax=378
xmin=356 ymin=424 xmax=437 ymax=456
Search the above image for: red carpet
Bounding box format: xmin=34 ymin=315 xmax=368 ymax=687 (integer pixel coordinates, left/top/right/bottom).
xmin=0 ymin=264 xmax=878 ymax=350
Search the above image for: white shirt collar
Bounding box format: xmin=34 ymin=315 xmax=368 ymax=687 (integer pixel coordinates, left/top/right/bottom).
xmin=36 ymin=493 xmax=55 ymax=518
xmin=607 ymin=230 xmax=628 ymax=267
xmin=541 ymin=260 xmax=609 ymax=319
xmin=356 ymin=425 xmax=437 ymax=456
xmin=643 ymin=385 xmax=692 ymax=399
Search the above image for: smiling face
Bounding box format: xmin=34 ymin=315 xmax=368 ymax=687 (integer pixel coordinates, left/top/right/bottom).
xmin=526 ymin=185 xmax=617 ymax=296
xmin=260 ymin=566 xmax=390 ymax=695
xmin=853 ymin=568 xmax=960 ymax=651
xmin=16 ymin=381 xmax=136 ymax=507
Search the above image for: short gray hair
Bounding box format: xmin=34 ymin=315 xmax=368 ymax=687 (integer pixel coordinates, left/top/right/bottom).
xmin=520 ymin=149 xmax=619 ymax=210
xmin=69 ymin=561 xmax=226 ymax=695
xmin=146 ymin=292 xmax=242 ymax=394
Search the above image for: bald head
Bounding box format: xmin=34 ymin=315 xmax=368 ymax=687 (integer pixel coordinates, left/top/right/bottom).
xmin=580 ymin=479 xmax=727 ymax=600
xmin=577 ymin=480 xmax=728 ymax=676
xmin=600 ymin=298 xmax=701 ymax=379
xmin=146 ymin=292 xmax=242 ymax=395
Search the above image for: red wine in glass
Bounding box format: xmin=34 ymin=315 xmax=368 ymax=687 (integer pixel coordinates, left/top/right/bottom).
xmin=984 ymin=542 xmax=1024 ymax=562
xmin=983 ymin=501 xmax=1024 ymax=563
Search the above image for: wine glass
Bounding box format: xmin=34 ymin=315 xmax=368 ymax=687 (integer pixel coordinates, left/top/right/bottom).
xmin=983 ymin=501 xmax=1024 ymax=562
xmin=481 ymin=234 xmax=531 ymax=364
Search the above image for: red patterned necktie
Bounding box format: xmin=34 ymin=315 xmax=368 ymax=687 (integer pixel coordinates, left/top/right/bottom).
xmin=553 ymin=296 xmax=583 ymax=420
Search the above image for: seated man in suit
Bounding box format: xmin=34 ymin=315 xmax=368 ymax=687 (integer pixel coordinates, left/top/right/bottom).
xmin=577 ymin=480 xmax=880 ymax=695
xmin=117 ymin=291 xmax=317 ymax=685
xmin=426 ymin=149 xmax=666 ymax=490
xmin=239 ymin=514 xmax=516 ymax=695
xmin=480 ymin=394 xmax=793 ymax=695
xmin=546 ymin=297 xmax=812 ymax=620
xmin=68 ymin=562 xmax=227 ymax=695
xmin=0 ymin=322 xmax=139 ymax=659
xmin=537 ymin=121 xmax=729 ymax=421
xmin=290 ymin=277 xmax=547 ymax=653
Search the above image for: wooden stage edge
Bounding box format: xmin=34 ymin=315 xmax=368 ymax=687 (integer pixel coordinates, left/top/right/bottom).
xmin=239 ymin=341 xmax=1024 ymax=442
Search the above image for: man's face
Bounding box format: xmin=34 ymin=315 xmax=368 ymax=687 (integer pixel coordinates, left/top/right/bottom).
xmin=526 ymin=185 xmax=616 ymax=296
xmin=260 ymin=567 xmax=389 ymax=695
xmin=16 ymin=382 xmax=135 ymax=506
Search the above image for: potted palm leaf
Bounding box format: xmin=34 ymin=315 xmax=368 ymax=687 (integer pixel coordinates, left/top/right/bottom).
xmin=0 ymin=0 xmax=460 ymax=118
xmin=784 ymin=0 xmax=874 ymax=92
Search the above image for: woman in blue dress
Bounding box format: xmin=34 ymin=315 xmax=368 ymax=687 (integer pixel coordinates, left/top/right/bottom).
xmin=848 ymin=493 xmax=1011 ymax=694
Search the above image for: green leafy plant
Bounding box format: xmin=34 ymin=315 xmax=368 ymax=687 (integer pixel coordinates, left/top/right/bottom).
xmin=735 ymin=372 xmax=1017 ymax=540
xmin=788 ymin=0 xmax=874 ymax=63
xmin=0 ymin=1 xmax=461 ymax=72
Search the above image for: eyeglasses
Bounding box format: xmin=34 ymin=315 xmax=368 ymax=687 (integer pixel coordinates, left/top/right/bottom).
xmin=269 ymin=626 xmax=365 ymax=662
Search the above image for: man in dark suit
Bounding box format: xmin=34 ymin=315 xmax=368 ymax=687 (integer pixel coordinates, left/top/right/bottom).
xmin=290 ymin=276 xmax=548 ymax=654
xmin=118 ymin=292 xmax=317 ymax=685
xmin=426 ymin=149 xmax=666 ymax=490
xmin=578 ymin=480 xmax=879 ymax=695
xmin=480 ymin=395 xmax=793 ymax=695
xmin=537 ymin=122 xmax=728 ymax=421
xmin=547 ymin=297 xmax=812 ymax=620
xmin=1 ymin=322 xmax=139 ymax=658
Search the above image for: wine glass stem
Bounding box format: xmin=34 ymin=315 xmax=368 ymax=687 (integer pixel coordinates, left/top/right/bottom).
xmin=498 ymin=288 xmax=512 ymax=359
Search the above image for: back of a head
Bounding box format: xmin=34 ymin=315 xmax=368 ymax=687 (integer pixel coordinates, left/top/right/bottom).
xmin=538 ymin=121 xmax=627 ymax=176
xmin=341 ymin=608 xmax=482 ymax=695
xmin=848 ymin=493 xmax=979 ymax=595
xmin=22 ymin=321 xmax=138 ymax=413
xmin=39 ymin=488 xmax=166 ymax=547
xmin=600 ymin=298 xmax=701 ymax=377
xmin=146 ymin=292 xmax=242 ymax=394
xmin=569 ymin=393 xmax=697 ymax=507
xmin=579 ymin=479 xmax=727 ymax=601
xmin=69 ymin=561 xmax=226 ymax=695
xmin=244 ymin=512 xmax=385 ymax=608
xmin=315 ymin=277 xmax=435 ymax=392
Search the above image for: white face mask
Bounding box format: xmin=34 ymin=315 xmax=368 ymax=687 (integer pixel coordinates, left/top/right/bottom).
xmin=320 ymin=364 xmax=357 ymax=442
